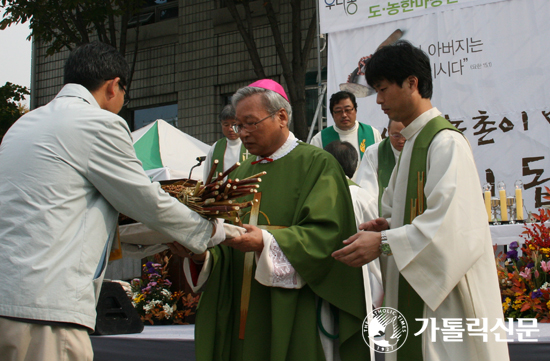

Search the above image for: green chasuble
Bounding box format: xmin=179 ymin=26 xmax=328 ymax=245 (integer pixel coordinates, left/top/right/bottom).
xmin=195 ymin=142 xmax=370 ymax=361
xmin=376 ymin=138 xmax=396 ymax=215
xmin=320 ymin=123 xmax=375 ymax=159
xmin=211 ymin=137 xmax=248 ymax=175
xmin=396 ymin=116 xmax=459 ymax=361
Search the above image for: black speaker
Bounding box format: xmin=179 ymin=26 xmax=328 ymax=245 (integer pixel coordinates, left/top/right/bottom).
xmin=92 ymin=281 xmax=144 ymax=335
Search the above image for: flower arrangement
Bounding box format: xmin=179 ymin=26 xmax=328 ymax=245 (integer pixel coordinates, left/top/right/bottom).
xmin=130 ymin=252 xmax=200 ymax=325
xmin=496 ymin=205 xmax=550 ymax=322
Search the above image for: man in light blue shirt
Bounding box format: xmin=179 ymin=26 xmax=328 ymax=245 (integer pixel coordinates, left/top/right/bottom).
xmin=0 ymin=41 xmax=225 ymax=360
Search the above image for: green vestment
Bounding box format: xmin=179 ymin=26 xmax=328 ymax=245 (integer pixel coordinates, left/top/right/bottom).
xmin=320 ymin=123 xmax=375 ymax=159
xmin=195 ymin=142 xmax=370 ymax=361
xmin=376 ymin=138 xmax=396 ymax=215
xmin=211 ymin=137 xmax=248 ymax=175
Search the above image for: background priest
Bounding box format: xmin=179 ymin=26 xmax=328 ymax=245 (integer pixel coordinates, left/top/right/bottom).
xmin=203 ymin=104 xmax=247 ymax=181
xmin=355 ymin=119 xmax=405 ymax=215
xmin=170 ymin=79 xmax=370 ymax=361
xmin=332 ymin=41 xmax=510 ymax=361
xmin=310 ymin=91 xmax=382 ymax=178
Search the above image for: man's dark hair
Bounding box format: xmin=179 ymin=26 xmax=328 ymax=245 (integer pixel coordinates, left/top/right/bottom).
xmin=366 ymin=40 xmax=433 ymax=99
xmin=324 ymin=140 xmax=358 ymax=179
xmin=329 ymin=91 xmax=358 ymax=115
xmin=219 ymin=104 xmax=236 ymax=122
xmin=64 ymin=41 xmax=130 ymax=92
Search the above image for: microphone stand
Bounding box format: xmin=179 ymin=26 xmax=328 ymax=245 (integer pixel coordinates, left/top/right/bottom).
xmin=189 ymin=156 xmax=206 ymax=179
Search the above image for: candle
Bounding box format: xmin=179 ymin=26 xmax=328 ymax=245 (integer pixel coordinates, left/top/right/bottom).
xmin=484 ymin=191 xmax=492 ymax=222
xmin=516 ymin=188 xmax=524 ymax=221
xmin=499 ymin=189 xmax=508 ymax=221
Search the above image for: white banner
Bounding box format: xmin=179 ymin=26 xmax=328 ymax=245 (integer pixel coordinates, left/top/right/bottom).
xmin=319 ymin=0 xmax=507 ymax=34
xmin=326 ymin=0 xmax=550 ymax=213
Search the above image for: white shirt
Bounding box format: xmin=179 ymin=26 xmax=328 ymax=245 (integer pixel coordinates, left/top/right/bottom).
xmin=355 ymin=141 xmax=401 ymax=215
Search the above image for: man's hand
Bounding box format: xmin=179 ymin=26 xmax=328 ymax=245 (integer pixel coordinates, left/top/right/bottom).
xmin=222 ymin=224 xmax=264 ymax=253
xmin=331 ymin=231 xmax=382 ymax=267
xmin=359 ymin=217 xmax=389 ymax=232
xmin=167 ymin=242 xmax=207 ymax=263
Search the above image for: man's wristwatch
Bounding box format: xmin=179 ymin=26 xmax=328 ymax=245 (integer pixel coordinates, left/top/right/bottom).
xmin=379 ymin=230 xmax=393 ymax=256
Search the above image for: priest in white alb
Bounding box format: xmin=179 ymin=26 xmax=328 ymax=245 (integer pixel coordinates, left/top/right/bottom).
xmin=332 ymin=41 xmax=510 ymax=361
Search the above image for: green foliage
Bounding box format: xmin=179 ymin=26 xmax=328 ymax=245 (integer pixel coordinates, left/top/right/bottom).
xmin=0 ymin=0 xmax=141 ymax=56
xmin=0 ymin=82 xmax=29 ymax=140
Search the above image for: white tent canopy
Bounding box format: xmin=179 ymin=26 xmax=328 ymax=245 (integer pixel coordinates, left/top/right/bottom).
xmin=131 ymin=119 xmax=210 ymax=181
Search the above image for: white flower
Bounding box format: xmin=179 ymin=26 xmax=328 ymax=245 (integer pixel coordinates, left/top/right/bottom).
xmin=161 ymin=289 xmax=172 ymax=298
xmin=541 ymin=282 xmax=550 ymax=290
xmin=163 ymin=304 xmax=174 ymax=318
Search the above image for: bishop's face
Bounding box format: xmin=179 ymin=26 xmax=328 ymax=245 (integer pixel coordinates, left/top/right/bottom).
xmin=234 ymin=93 xmax=289 ymax=158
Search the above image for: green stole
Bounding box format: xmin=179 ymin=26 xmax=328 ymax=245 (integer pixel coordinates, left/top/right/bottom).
xmin=396 ymin=116 xmax=460 ymax=361
xmin=211 ymin=137 xmax=247 ymax=175
xmin=376 ymin=138 xmax=396 ymax=215
xmin=320 ymin=122 xmax=375 ymax=159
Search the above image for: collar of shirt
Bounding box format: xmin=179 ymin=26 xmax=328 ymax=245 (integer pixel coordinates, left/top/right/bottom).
xmin=390 ymin=143 xmax=401 ymax=160
xmin=400 ymin=107 xmax=442 ymax=140
xmin=334 ymin=120 xmax=358 ymax=135
xmin=227 ymin=138 xmax=242 ymax=147
xmin=253 ymin=131 xmax=298 ymax=164
xmin=55 ymin=83 xmax=101 ymax=109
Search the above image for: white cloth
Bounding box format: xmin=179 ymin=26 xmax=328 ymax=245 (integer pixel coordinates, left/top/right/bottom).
xmin=310 ymin=121 xmax=382 ymax=180
xmin=355 ymin=141 xmax=401 ymax=215
xmin=349 ymin=184 xmax=384 ymax=310
xmin=202 ymin=137 xmax=243 ymax=181
xmin=381 ymin=108 xmax=510 ymax=361
xmin=0 ymin=84 xmax=213 ymax=330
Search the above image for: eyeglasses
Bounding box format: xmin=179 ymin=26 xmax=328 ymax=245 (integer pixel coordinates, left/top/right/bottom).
xmin=119 ymin=84 xmax=131 ymax=107
xmin=390 ymin=133 xmax=405 ymax=140
xmin=332 ymin=107 xmax=355 ymax=116
xmin=232 ymin=110 xmax=279 ymax=134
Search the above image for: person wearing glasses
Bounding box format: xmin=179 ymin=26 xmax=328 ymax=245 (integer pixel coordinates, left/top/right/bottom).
xmin=202 ymin=104 xmax=247 ymax=181
xmin=0 ymin=41 xmax=228 ymax=360
xmin=355 ymin=119 xmax=405 ymax=215
xmin=169 ymin=79 xmax=371 ymax=361
xmin=310 ymin=91 xmax=382 ymax=178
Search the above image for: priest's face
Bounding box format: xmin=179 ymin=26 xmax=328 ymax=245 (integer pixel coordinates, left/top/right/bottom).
xmin=374 ymin=77 xmax=418 ymax=127
xmin=221 ymin=118 xmax=239 ymax=140
xmin=388 ymin=120 xmax=406 ymax=152
xmin=331 ymin=98 xmax=356 ymax=131
xmin=235 ymin=93 xmax=289 ymax=158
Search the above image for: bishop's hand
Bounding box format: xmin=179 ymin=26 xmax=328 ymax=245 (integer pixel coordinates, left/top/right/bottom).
xmin=222 ymin=224 xmax=264 ymax=253
xmin=331 ymin=231 xmax=382 ymax=267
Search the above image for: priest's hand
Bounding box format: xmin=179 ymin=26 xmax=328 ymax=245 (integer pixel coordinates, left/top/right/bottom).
xmin=331 ymin=231 xmax=381 ymax=267
xmin=359 ymin=217 xmax=389 ymax=232
xmin=167 ymin=242 xmax=207 ymax=264
xmin=222 ymin=224 xmax=264 ymax=252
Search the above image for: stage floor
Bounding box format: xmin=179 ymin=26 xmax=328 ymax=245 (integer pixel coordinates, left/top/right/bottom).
xmin=91 ymin=323 xmax=550 ymax=361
